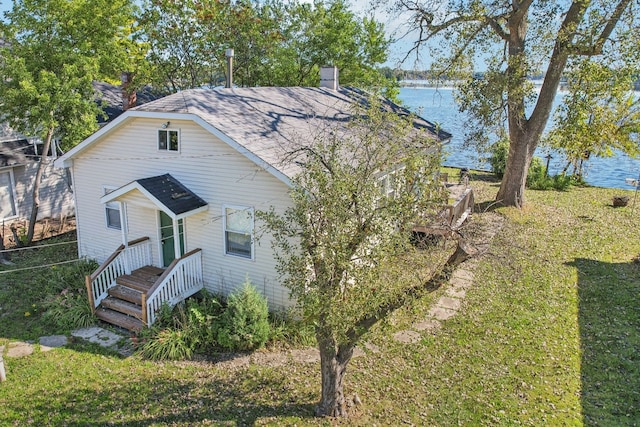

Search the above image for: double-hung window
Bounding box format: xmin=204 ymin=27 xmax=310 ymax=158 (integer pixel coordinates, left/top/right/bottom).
xmin=103 ymin=187 xmax=121 ymax=230
xmin=158 ymin=129 xmax=179 ymax=152
xmin=223 ymin=205 xmax=254 ymax=259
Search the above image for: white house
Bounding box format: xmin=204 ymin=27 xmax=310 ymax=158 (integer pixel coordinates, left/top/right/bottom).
xmin=56 ymin=68 xmax=451 ymax=329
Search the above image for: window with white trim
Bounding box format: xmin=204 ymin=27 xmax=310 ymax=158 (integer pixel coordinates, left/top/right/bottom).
xmin=223 ymin=205 xmax=254 ymax=259
xmin=158 ymin=129 xmax=179 ymax=152
xmin=103 ymin=187 xmax=121 ymax=230
xmin=0 ymin=170 xmax=17 ymax=220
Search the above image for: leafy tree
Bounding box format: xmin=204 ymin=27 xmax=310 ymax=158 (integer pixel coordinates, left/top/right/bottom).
xmin=260 ymin=95 xmax=473 ymax=417
xmin=545 ymin=58 xmax=640 ymax=177
xmin=139 ymin=0 xmax=394 ymax=93
xmin=265 ymin=0 xmax=392 ymax=90
xmin=398 ymin=0 xmax=639 ymax=207
xmin=0 ymin=0 xmax=138 ymax=244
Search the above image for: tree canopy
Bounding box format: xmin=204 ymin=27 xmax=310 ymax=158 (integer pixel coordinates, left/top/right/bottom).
xmin=0 ymin=0 xmax=138 ymax=244
xmin=260 ymin=95 xmax=470 ymax=417
xmin=139 ymin=0 xmax=394 ymax=93
xmin=398 ymin=0 xmax=640 ymax=206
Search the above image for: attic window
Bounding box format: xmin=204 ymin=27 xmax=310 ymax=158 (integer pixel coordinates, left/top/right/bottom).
xmin=158 ymin=129 xmax=179 ymax=152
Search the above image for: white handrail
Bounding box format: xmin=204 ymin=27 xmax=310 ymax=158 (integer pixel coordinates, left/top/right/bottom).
xmin=144 ymin=249 xmax=204 ymax=326
xmin=89 ymin=238 xmax=152 ymax=308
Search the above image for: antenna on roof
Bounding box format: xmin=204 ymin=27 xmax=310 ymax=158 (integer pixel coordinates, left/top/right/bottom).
xmin=225 ymin=49 xmax=234 ymax=89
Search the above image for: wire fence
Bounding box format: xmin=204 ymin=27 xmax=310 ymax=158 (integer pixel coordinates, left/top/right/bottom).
xmin=0 ymin=258 xmax=86 ymax=275
xmin=0 ymin=240 xmax=78 ymax=254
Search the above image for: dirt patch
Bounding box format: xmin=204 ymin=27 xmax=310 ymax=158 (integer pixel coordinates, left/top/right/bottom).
xmin=1 ymin=216 xmax=76 ymax=249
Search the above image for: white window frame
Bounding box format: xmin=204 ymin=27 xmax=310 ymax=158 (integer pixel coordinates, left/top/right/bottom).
xmin=103 ymin=186 xmax=121 ymax=230
xmin=157 ymin=128 xmax=180 ymax=152
xmin=223 ymin=205 xmax=255 ymax=260
xmin=0 ymin=168 xmax=18 ymax=220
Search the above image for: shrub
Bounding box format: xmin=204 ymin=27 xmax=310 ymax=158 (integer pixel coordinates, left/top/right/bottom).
xmin=184 ymin=293 xmax=223 ymax=353
xmin=134 ymin=292 xmax=223 ymax=360
xmin=268 ymin=310 xmax=316 ymax=348
xmin=527 ymin=157 xmax=573 ymax=191
xmin=488 ymin=138 xmax=509 ymax=178
xmin=217 ymin=280 xmax=270 ymax=351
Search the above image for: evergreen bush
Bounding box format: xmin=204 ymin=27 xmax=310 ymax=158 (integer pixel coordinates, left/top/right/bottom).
xmin=217 ymin=280 xmax=270 ymax=351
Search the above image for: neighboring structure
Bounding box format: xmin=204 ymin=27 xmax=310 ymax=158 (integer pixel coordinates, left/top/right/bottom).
xmin=0 ymin=125 xmax=73 ymax=225
xmin=0 ymin=80 xmax=156 ymax=228
xmin=56 ymin=67 xmax=452 ymax=329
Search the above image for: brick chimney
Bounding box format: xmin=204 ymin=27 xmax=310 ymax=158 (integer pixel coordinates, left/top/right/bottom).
xmin=121 ymin=71 xmax=137 ymax=111
xmin=320 ymin=66 xmax=339 ymax=90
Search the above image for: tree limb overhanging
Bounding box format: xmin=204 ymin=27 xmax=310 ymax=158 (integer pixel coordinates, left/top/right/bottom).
xmin=398 ymin=0 xmax=638 ymax=207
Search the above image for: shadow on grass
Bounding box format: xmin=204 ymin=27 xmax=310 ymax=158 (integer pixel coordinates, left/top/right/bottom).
xmin=567 ymin=258 xmax=640 ymax=425
xmin=3 ymin=353 xmax=318 ymax=425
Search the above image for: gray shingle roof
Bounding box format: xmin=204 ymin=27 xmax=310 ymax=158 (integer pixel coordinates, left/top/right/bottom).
xmin=131 ymin=86 xmax=450 ymax=179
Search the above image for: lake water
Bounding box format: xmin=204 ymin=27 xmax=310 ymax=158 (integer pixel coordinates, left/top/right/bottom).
xmin=398 ymin=86 xmax=640 ymax=190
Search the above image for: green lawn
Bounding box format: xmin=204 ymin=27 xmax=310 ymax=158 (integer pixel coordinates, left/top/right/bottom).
xmin=1 ymin=172 xmax=639 ymax=426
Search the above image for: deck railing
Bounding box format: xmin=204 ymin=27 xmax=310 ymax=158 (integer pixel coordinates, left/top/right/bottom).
xmin=85 ymin=237 xmax=152 ymax=310
xmin=142 ymin=248 xmax=204 ymax=326
xmin=414 ymin=187 xmax=474 ymax=236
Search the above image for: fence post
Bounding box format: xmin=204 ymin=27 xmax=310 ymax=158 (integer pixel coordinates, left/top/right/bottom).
xmin=0 ymin=349 xmax=6 ymax=382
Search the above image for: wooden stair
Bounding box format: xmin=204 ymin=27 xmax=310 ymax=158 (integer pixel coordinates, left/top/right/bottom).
xmin=95 ymin=266 xmax=164 ymax=331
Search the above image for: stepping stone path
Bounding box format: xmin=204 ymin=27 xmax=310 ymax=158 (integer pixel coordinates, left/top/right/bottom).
xmin=393 ymin=211 xmax=505 ymax=344
xmin=0 ymin=327 xmax=130 ymax=382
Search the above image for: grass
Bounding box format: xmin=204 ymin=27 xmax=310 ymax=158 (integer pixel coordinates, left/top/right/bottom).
xmin=1 ymin=171 xmax=639 ymax=425
xmin=0 ymin=231 xmax=91 ymax=340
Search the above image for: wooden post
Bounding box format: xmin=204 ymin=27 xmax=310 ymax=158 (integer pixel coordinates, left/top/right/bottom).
xmin=0 ymin=351 xmax=6 ymax=382
xmin=141 ymin=293 xmax=148 ymax=326
xmin=85 ymin=275 xmax=96 ymax=314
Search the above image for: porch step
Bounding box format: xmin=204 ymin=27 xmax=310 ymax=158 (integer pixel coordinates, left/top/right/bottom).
xmin=108 ymin=284 xmax=143 ymax=305
xmin=95 ymin=307 xmax=144 ymax=331
xmin=133 ymin=265 xmax=165 ymax=278
xmin=115 ymin=265 xmax=164 ymax=292
xmin=101 ymin=296 xmax=143 ymax=319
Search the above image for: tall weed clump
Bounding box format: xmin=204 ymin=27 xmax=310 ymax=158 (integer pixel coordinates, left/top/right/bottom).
xmin=42 ymin=260 xmax=98 ymax=330
xmin=217 ymin=280 xmax=270 ymax=351
xmin=135 ymin=292 xmax=223 ymax=360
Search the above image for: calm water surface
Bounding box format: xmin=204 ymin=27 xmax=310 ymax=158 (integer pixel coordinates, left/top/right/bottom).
xmin=398 ymin=87 xmax=640 ymax=190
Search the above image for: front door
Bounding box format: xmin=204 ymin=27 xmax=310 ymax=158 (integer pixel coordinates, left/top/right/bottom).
xmin=159 ymin=211 xmax=185 ymax=267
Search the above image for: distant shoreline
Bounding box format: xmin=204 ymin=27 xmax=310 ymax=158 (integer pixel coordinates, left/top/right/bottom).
xmin=400 ymin=80 xmax=640 ymax=92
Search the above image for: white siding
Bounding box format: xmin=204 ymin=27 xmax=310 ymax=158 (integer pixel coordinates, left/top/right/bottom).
xmin=72 ymin=118 xmax=293 ymax=309
xmin=3 ymin=160 xmax=74 ymax=222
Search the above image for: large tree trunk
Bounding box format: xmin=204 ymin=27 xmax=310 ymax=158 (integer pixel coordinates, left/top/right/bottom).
xmin=315 ymin=330 xmax=354 ymax=417
xmin=495 ymin=1 xmax=589 ymax=207
xmin=25 ymin=127 xmax=54 ymax=245
xmin=495 ymin=133 xmax=536 ymax=208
